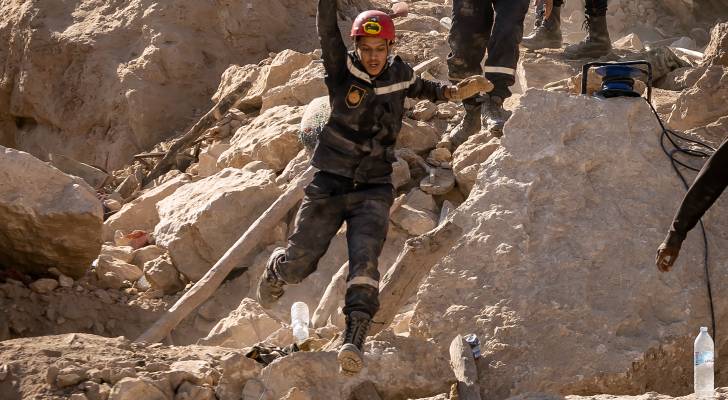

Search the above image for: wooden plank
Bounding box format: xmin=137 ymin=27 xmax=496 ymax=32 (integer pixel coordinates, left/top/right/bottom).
xmin=135 ymin=167 xmax=316 ymax=343
xmin=370 ymin=220 xmax=462 ymax=335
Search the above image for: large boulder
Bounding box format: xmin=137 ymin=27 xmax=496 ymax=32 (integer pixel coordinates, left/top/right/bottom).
xmin=0 ymin=146 xmax=102 ymax=277
xmin=667 ymin=65 xmax=728 ymax=131
xmin=704 ymin=22 xmax=728 ymax=67
xmin=154 ymin=168 xmax=281 ymax=281
xmin=261 ymin=61 xmax=327 ymax=112
xmin=103 ymin=173 xmax=192 ymax=242
xmin=216 ymin=105 xmax=304 ymax=172
xmin=410 ymin=91 xmax=728 ymax=399
xmin=0 ymin=0 xmax=322 ymax=170
xmin=237 ymin=50 xmax=316 ymax=110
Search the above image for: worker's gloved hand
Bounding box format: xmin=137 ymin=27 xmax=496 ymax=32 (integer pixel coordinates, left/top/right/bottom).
xmin=655 ymin=242 xmax=681 ymax=272
xmin=446 ymin=76 xmax=494 ymax=102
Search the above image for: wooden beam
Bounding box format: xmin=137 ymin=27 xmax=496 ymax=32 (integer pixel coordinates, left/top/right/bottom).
xmin=369 ymin=220 xmax=462 ymax=335
xmin=136 ymin=166 xmax=316 ymax=343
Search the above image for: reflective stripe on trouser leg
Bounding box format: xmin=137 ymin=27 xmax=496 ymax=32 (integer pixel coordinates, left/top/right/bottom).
xmin=347 ymin=276 xmax=379 ymax=289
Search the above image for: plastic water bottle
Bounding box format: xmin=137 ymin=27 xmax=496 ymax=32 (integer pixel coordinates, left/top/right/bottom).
xmin=694 ymin=326 xmax=715 ymax=399
xmin=291 ymin=302 xmax=310 ymax=344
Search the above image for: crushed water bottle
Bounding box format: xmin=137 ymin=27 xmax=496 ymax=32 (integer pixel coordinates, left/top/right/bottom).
xmin=694 ymin=326 xmax=715 ymax=399
xmin=291 ymin=302 xmax=310 ymax=344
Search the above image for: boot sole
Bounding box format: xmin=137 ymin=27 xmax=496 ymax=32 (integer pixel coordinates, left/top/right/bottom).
xmin=338 ymin=344 xmax=364 ymax=376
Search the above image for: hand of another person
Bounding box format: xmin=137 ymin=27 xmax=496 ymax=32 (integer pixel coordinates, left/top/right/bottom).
xmin=655 ymin=242 xmax=681 ymax=272
xmin=446 ymin=75 xmax=494 ymax=102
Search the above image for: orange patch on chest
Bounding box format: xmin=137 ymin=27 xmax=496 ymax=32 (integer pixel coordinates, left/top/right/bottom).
xmin=346 ymin=84 xmax=367 ymax=108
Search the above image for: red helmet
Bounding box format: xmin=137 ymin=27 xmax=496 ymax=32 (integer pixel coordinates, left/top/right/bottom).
xmin=350 ymin=10 xmax=396 ymax=41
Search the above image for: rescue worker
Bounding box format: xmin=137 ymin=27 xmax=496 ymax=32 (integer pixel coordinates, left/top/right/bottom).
xmin=440 ymin=0 xmax=530 ymax=151
xmin=656 ymin=139 xmax=728 ymax=272
xmin=256 ymin=0 xmax=491 ymax=376
xmin=522 ymin=0 xmax=612 ymax=59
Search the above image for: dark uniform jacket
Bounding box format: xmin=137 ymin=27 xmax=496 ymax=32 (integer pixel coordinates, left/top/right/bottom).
xmin=666 ymin=139 xmax=728 ymax=248
xmin=313 ymin=0 xmax=448 ymax=184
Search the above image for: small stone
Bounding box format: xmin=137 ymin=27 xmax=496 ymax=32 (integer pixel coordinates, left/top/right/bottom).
xmin=108 ymin=377 xmax=167 ymax=400
xmin=59 ymin=275 xmax=74 ymax=288
xmin=391 ymin=204 xmax=438 ymax=236
xmin=175 ymin=381 xmax=216 ymax=400
xmin=427 ymin=147 xmax=452 ymax=165
xmin=412 ymin=100 xmax=438 ymax=121
xmin=96 ymin=257 xmax=143 ymax=290
xmin=100 ymin=244 xmax=135 ymax=263
xmin=130 ymin=245 xmax=166 ymax=268
xmin=30 ymin=279 xmax=59 ymax=294
xmin=143 ymin=256 xmax=184 ymax=294
xmin=104 ymin=199 xmax=122 ymax=212
xmin=420 ymin=168 xmax=456 ymax=195
xmin=613 ymin=33 xmax=644 ymax=51
xmin=70 ymin=393 xmax=89 ymax=400
xmin=391 ymin=158 xmax=411 ymax=189
xmin=436 ymin=102 xmax=459 ymax=119
xmin=57 ymin=371 xmax=86 ymax=388
xmin=403 ymin=188 xmax=438 ymax=213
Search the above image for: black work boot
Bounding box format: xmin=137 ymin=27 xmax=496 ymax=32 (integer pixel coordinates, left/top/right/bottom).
xmin=481 ymin=95 xmax=511 ymax=137
xmin=564 ymin=15 xmax=612 ymax=59
xmin=522 ymin=5 xmax=562 ymax=50
xmin=256 ymin=247 xmax=287 ymax=309
xmin=337 ymin=311 xmax=372 ymax=376
xmin=438 ymin=101 xmax=482 ymax=152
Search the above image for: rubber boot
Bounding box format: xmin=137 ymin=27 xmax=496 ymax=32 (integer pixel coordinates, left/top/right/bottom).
xmin=522 ymin=5 xmax=562 ymax=50
xmin=438 ymin=101 xmax=482 ymax=152
xmin=256 ymin=247 xmax=287 ymax=309
xmin=481 ymin=95 xmax=511 ymax=137
xmin=564 ymin=15 xmax=612 ymax=59
xmin=337 ymin=311 xmax=372 ymax=376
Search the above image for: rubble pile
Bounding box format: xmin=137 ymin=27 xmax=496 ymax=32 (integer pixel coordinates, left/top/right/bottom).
xmin=0 ymin=0 xmax=727 ymax=399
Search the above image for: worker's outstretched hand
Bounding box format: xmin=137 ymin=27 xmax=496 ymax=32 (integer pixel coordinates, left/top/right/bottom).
xmin=655 ymin=242 xmax=680 ymax=272
xmin=446 ymin=75 xmax=494 ymax=102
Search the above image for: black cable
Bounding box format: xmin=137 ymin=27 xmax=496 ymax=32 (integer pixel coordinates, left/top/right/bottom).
xmin=647 ymin=100 xmax=717 ymax=339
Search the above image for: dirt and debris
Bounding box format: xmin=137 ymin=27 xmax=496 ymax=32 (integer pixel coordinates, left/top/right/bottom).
xmin=1 ymin=0 xmax=728 ymax=399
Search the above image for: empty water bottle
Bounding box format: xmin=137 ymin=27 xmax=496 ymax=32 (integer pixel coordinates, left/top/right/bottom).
xmin=291 ymin=302 xmax=310 ymax=344
xmin=694 ymin=326 xmax=715 ymax=399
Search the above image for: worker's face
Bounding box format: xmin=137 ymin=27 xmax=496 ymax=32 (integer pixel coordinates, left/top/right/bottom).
xmin=356 ymin=37 xmax=391 ymax=76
